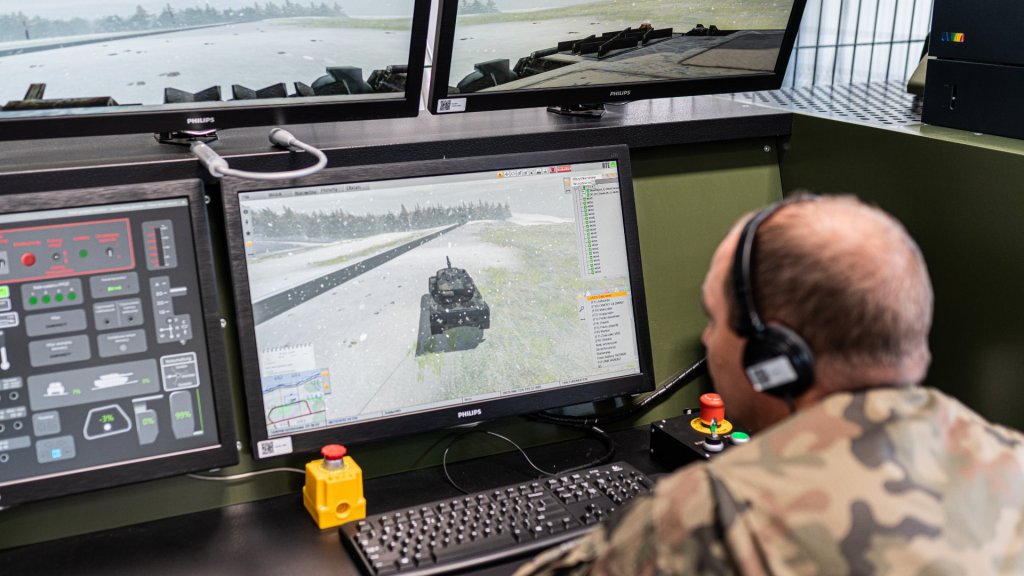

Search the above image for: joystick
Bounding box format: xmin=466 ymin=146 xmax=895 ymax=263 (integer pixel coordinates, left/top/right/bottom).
xmin=650 ymin=393 xmax=751 ymax=470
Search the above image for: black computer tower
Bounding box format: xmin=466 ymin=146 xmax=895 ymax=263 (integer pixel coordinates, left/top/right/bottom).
xmin=922 ymin=1 xmax=1024 ymax=139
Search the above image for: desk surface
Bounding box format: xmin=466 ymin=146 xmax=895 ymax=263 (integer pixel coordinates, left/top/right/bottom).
xmin=0 ymin=426 xmax=670 ymax=575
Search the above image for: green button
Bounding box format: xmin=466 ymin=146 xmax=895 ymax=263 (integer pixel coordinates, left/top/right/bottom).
xmin=28 ymin=296 xmax=38 ymax=305
xmin=68 ymin=292 xmax=77 ymax=301
xmin=0 ymin=286 xmax=8 ymax=299
xmin=79 ymin=249 xmax=89 ymax=259
xmin=55 ymin=293 xmax=64 ymax=302
xmin=42 ymin=295 xmax=51 ymax=304
xmin=730 ymin=431 xmax=751 ymax=445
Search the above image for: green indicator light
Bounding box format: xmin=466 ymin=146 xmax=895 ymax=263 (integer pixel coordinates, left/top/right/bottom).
xmin=79 ymin=249 xmax=89 ymax=258
xmin=28 ymin=296 xmax=38 ymax=305
xmin=55 ymin=294 xmax=64 ymax=302
xmin=610 ymin=161 xmax=617 ymax=168
xmin=42 ymin=295 xmax=51 ymax=304
xmin=732 ymin=432 xmax=749 ymax=440
xmin=0 ymin=286 xmax=8 ymax=299
xmin=68 ymin=292 xmax=77 ymax=301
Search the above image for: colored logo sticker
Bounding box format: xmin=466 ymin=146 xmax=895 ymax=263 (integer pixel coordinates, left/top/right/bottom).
xmin=941 ymin=32 xmax=966 ymax=43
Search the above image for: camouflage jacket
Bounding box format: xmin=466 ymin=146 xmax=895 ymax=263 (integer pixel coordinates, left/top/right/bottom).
xmin=514 ymin=387 xmax=1024 ymax=575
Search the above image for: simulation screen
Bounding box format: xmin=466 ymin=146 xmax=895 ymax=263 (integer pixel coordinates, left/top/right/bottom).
xmin=0 ymin=0 xmax=419 ymax=116
xmin=0 ymin=198 xmax=223 ymax=493
xmin=238 ymin=160 xmax=642 ymax=442
xmin=442 ymin=0 xmax=799 ymax=96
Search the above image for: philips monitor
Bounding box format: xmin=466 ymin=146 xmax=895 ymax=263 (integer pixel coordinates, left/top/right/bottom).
xmin=0 ymin=180 xmax=237 ymax=508
xmin=0 ymin=0 xmax=431 ymax=140
xmin=222 ymin=146 xmax=654 ymax=458
xmin=427 ymin=0 xmax=808 ymax=115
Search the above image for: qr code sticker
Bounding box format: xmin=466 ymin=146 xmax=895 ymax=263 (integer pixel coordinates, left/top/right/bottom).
xmin=437 ymin=98 xmax=466 ymax=113
xmin=257 ymin=437 xmax=293 ymax=458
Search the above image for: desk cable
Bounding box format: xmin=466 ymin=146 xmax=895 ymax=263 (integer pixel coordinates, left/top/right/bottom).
xmin=188 ymin=467 xmax=305 ymax=482
xmin=191 ymin=128 xmax=327 ymax=181
xmin=533 ymin=356 xmax=708 ymax=427
xmin=440 ymin=425 xmax=615 ymax=495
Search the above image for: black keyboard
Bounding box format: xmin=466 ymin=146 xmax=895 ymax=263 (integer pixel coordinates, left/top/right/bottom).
xmin=340 ymin=461 xmax=654 ymax=575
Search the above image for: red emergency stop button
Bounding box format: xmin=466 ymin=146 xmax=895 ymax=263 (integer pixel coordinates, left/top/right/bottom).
xmin=699 ymin=393 xmax=725 ymax=426
xmin=21 ymin=253 xmax=36 ymax=267
xmin=322 ymin=444 xmax=347 ymax=461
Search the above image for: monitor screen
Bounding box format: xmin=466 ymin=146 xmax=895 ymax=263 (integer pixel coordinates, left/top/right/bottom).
xmin=0 ymin=181 xmax=236 ymax=508
xmin=222 ymin=146 xmax=654 ymax=458
xmin=0 ymin=0 xmax=431 ymax=140
xmin=428 ymin=0 xmax=807 ymax=114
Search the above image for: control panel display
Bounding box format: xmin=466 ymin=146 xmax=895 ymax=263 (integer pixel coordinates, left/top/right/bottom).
xmin=0 ymin=193 xmax=231 ymax=504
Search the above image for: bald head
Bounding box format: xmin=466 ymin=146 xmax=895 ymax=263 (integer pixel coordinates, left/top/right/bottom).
xmin=725 ymin=195 xmax=933 ymax=391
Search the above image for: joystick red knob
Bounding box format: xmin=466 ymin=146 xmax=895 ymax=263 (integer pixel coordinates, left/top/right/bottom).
xmin=699 ymin=393 xmax=725 ymax=426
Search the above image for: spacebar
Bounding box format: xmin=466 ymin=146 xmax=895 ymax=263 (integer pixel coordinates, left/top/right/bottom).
xmin=432 ymin=534 xmax=518 ymax=564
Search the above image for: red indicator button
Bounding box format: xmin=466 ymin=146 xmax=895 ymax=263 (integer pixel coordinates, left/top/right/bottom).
xmin=321 ymin=444 xmax=347 ymax=461
xmin=699 ymin=393 xmax=725 ymax=426
xmin=21 ymin=253 xmax=36 ymax=267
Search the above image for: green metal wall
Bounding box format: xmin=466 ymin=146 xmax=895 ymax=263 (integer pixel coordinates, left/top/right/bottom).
xmin=0 ymin=137 xmax=783 ymax=549
xmin=780 ymin=115 xmax=1024 ymax=430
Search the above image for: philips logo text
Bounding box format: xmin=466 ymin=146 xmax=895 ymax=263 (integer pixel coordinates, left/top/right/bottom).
xmin=609 ymin=90 xmax=631 ymax=97
xmin=457 ymin=409 xmax=483 ymax=419
xmin=187 ymin=117 xmax=216 ymax=125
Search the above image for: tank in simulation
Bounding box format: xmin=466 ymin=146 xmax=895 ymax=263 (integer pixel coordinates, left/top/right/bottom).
xmin=428 ymin=257 xmax=490 ymax=335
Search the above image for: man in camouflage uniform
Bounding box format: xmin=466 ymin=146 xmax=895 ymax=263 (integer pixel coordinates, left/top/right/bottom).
xmin=516 ymin=195 xmax=1024 ymax=575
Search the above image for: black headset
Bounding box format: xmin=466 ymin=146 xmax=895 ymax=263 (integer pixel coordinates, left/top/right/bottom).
xmin=731 ymin=197 xmax=818 ymax=398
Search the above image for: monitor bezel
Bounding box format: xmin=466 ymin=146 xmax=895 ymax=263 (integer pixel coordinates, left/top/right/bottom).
xmin=0 ymin=180 xmax=238 ymax=508
xmin=221 ymin=145 xmax=655 ymax=458
xmin=0 ymin=0 xmax=432 ymax=141
xmin=427 ymin=0 xmax=808 ymax=114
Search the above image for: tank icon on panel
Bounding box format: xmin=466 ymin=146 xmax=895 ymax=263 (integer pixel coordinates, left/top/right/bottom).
xmin=428 ymin=257 xmax=490 ymax=335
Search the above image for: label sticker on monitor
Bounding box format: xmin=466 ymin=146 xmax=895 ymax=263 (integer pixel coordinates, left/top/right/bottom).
xmin=262 ymin=343 xmax=316 ymax=375
xmin=257 ymin=436 xmax=293 ymax=458
xmin=436 ymin=98 xmax=467 ymax=114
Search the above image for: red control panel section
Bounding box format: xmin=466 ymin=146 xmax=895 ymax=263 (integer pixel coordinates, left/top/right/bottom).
xmin=0 ymin=218 xmax=134 ymax=283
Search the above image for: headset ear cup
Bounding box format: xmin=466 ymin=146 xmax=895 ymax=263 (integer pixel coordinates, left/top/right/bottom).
xmin=743 ymin=324 xmax=814 ymax=397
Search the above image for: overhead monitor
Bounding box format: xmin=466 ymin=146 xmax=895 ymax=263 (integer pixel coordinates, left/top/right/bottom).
xmin=0 ymin=0 xmax=431 ymax=140
xmin=0 ymin=181 xmax=236 ymax=508
xmin=222 ymin=146 xmax=654 ymax=458
xmin=427 ymin=0 xmax=808 ymax=115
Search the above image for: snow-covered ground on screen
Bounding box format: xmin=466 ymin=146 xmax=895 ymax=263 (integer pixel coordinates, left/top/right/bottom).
xmin=0 ymin=19 xmax=411 ymax=104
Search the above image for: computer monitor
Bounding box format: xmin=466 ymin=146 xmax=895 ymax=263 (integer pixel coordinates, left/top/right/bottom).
xmin=0 ymin=181 xmax=236 ymax=508
xmin=0 ymin=0 xmax=431 ymax=140
xmin=427 ymin=0 xmax=808 ymax=115
xmin=222 ymin=146 xmax=654 ymax=458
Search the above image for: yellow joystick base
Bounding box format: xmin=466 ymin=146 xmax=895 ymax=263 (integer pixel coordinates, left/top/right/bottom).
xmin=690 ymin=417 xmax=733 ymax=435
xmin=303 ymin=455 xmax=367 ymax=530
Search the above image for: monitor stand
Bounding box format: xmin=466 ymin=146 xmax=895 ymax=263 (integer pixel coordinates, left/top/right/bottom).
xmin=547 ymin=103 xmax=606 ymax=118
